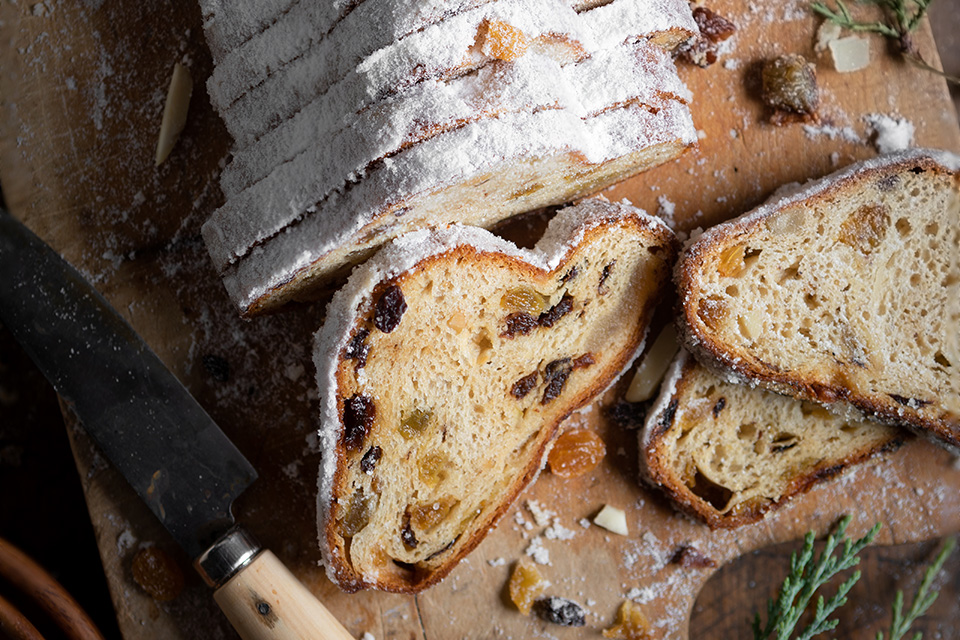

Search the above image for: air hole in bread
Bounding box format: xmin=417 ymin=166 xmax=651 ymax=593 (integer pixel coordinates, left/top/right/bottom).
xmin=689 ymin=468 xmax=733 ymax=511
xmin=736 ymin=422 xmax=757 ymax=441
xmin=935 ymin=351 xmax=952 ymax=368
xmin=895 ymin=217 xmax=912 ymax=236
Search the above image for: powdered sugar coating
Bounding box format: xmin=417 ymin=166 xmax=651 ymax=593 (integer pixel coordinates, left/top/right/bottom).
xmin=313 ymin=198 xmax=668 ymax=586
xmin=216 ymin=98 xmax=696 ymax=313
xmin=207 ymin=42 xmax=688 ymax=270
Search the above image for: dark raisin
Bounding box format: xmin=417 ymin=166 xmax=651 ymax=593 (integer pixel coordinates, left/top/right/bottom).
xmin=511 ymin=372 xmax=539 ymax=399
xmin=344 ymin=394 xmax=375 ymax=451
xmin=533 ymin=597 xmax=586 ymax=627
xmin=360 ymin=446 xmax=382 ymax=474
xmin=425 ymin=537 xmax=459 ymax=561
xmin=344 ymin=328 xmax=371 ymax=367
xmin=712 ymin=397 xmax=726 ymax=417
xmin=401 ymin=517 xmax=419 ymax=549
xmin=541 ymin=358 xmax=573 ymax=404
xmin=572 ymin=353 xmax=595 ymax=369
xmin=671 ymin=544 xmax=717 ymax=568
xmin=374 ymin=285 xmax=407 ymax=333
xmin=605 ymin=400 xmax=648 ymax=430
xmin=560 ymin=266 xmax=579 ymax=283
xmin=678 ymin=7 xmax=737 ymax=67
xmin=888 ymin=394 xmax=930 ymax=407
xmin=538 ymin=295 xmax=573 ymax=328
xmin=502 ymin=312 xmax=538 ymax=337
xmin=598 ymin=261 xmax=616 ymax=295
xmin=202 ymin=354 xmax=230 ymax=382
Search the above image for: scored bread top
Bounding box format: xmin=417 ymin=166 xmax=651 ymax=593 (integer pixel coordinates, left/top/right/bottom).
xmin=676 ymin=148 xmax=960 ymax=448
xmin=314 ymin=198 xmax=678 ymax=592
xmin=640 ymin=350 xmax=904 ymax=528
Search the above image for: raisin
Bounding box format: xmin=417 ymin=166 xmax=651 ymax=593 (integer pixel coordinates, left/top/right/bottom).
xmin=344 ymin=328 xmax=371 ymax=367
xmin=503 ymin=312 xmax=538 ymax=337
xmin=360 ymin=446 xmax=382 ymax=475
xmin=409 ymin=496 xmax=458 ymax=532
xmin=598 ymin=261 xmax=616 ymax=295
xmin=401 ymin=516 xmax=419 ymax=549
xmin=560 ymin=266 xmax=579 ymax=283
xmin=534 ymin=597 xmax=586 ymax=627
xmin=712 ymin=397 xmax=726 ymax=417
xmin=541 ymin=358 xmax=573 ymax=404
xmin=508 ymin=558 xmax=547 ymax=615
xmin=511 ymin=371 xmax=539 ymax=399
xmin=344 ymin=394 xmax=375 ymax=451
xmin=374 ymin=284 xmax=407 ymax=333
xmin=670 ymin=544 xmax=717 ymax=568
xmin=679 ymin=6 xmax=736 ymax=67
xmin=501 ymin=287 xmax=548 ymax=315
xmin=547 ymin=428 xmax=606 ymax=478
xmin=131 ymin=546 xmax=184 ymax=602
xmin=761 ymin=54 xmax=819 ymax=122
xmin=538 ymin=295 xmax=573 ymax=327
xmin=202 ymin=354 xmax=230 ymax=382
xmin=572 ymin=353 xmax=595 ymax=369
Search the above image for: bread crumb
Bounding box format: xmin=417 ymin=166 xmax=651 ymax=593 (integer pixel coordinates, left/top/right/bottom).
xmin=525 ymin=537 xmax=551 ymax=565
xmin=525 ymin=499 xmax=556 ymax=527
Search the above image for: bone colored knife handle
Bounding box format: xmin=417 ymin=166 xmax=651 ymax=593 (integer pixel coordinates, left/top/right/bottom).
xmin=213 ymin=549 xmax=356 ymax=640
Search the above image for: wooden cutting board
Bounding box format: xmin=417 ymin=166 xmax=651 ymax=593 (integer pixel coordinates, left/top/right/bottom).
xmin=1 ymin=1 xmax=958 ymax=638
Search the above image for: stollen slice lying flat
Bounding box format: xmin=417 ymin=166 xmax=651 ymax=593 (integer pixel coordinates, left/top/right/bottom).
xmin=640 ymin=350 xmax=904 ymax=528
xmin=677 ymin=148 xmax=960 ymax=448
xmin=314 ymin=198 xmax=678 ymax=592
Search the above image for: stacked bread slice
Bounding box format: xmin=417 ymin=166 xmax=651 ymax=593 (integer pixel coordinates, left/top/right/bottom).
xmin=198 ymin=0 xmax=699 ymax=315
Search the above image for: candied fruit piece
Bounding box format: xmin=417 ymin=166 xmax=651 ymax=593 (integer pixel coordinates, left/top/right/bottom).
xmin=418 ymin=451 xmax=448 ymax=488
xmin=603 ymin=601 xmax=653 ymax=640
xmin=696 ymin=296 xmax=727 ymax=331
xmin=838 ymin=204 xmax=890 ymax=254
xmin=340 ymin=490 xmax=376 ymax=537
xmin=547 ymin=428 xmax=606 ymax=478
xmin=501 ymin=287 xmax=548 ymax=315
xmin=508 ymin=558 xmax=548 ymax=615
xmin=478 ymin=19 xmax=528 ymax=62
xmin=410 ymin=496 xmax=458 ymax=532
xmin=717 ymin=244 xmax=746 ymax=277
xmin=761 ymin=54 xmax=819 ymax=121
xmin=374 ymin=284 xmax=407 ymax=333
xmin=399 ymin=408 xmax=433 ymax=439
xmin=131 ymin=546 xmax=184 ymax=602
xmin=534 ymin=597 xmax=586 ymax=627
xmin=344 ymin=394 xmax=375 ymax=451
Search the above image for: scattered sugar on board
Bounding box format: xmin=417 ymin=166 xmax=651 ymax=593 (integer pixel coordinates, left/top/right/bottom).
xmin=864 ymin=113 xmax=915 ymax=154
xmin=525 ymin=537 xmax=551 ymax=565
xmin=525 ymin=499 xmax=556 ymax=527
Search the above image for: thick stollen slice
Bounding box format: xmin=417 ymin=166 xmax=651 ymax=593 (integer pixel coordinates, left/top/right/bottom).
xmin=315 ymin=198 xmax=678 ymax=592
xmin=215 ymin=98 xmax=696 ymax=315
xmin=640 ymin=350 xmax=904 ymax=528
xmin=677 ymin=148 xmax=960 ymax=447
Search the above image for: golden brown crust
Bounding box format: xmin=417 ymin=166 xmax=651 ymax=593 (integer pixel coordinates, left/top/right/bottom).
xmin=675 ymin=151 xmax=960 ymax=448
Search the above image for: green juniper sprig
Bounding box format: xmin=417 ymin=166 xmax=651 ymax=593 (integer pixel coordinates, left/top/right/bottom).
xmin=752 ymin=516 xmax=881 ymax=640
xmin=876 ymin=536 xmax=957 ymax=640
xmin=810 ymin=0 xmax=959 ymax=83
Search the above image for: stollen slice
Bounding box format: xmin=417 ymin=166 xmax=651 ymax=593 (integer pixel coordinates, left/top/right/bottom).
xmin=314 ymin=198 xmax=678 ymax=591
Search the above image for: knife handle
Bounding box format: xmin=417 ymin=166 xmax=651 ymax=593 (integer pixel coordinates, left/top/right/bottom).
xmin=213 ymin=549 xmax=356 ymax=640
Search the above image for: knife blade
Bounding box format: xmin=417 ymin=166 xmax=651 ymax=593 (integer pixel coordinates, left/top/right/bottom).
xmin=0 ymin=209 xmax=353 ymax=640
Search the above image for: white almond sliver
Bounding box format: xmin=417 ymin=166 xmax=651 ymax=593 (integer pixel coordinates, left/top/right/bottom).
xmin=593 ymin=504 xmax=628 ymax=536
xmin=155 ymin=63 xmax=193 ymax=166
xmin=829 ymin=36 xmax=870 ymax=73
xmin=625 ymin=324 xmax=679 ymax=403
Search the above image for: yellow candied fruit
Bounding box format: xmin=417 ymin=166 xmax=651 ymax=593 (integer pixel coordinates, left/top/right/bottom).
xmin=339 ymin=490 xmax=377 ymax=537
xmin=717 ymin=244 xmax=746 ymax=277
xmin=500 ymin=286 xmax=548 ymax=316
xmin=418 ymin=451 xmax=448 ymax=488
xmin=410 ymin=496 xmax=458 ymax=532
xmin=478 ymin=19 xmax=528 ymax=62
xmin=838 ymin=204 xmax=890 ymax=254
xmin=603 ymin=600 xmax=654 ymax=640
xmin=399 ymin=408 xmax=433 ymax=439
xmin=508 ymin=558 xmax=548 ymax=615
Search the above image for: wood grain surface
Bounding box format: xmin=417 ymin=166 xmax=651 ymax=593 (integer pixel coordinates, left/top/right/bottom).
xmin=1 ymin=1 xmax=958 ymax=638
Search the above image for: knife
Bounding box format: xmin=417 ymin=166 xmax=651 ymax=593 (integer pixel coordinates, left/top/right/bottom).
xmin=0 ymin=208 xmax=355 ymax=640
